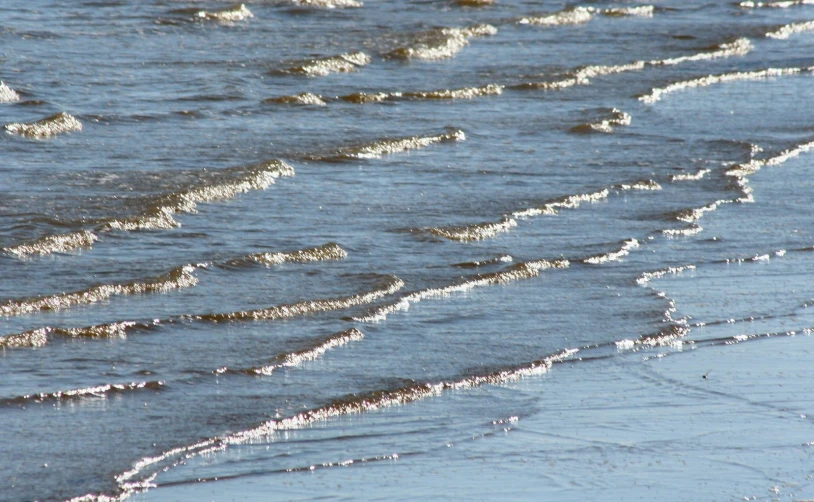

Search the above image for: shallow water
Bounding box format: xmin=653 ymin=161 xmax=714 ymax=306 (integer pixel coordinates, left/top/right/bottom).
xmin=2 ymin=1 xmax=814 ymax=500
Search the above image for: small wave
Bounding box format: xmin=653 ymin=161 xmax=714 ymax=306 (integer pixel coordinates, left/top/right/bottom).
xmin=0 ymin=81 xmax=20 ymax=103
xmin=4 ymin=381 xmax=164 ymax=405
xmin=662 ymin=224 xmax=703 ymax=237
xmin=265 ymin=92 xmax=327 ymax=106
xmin=428 ymin=218 xmax=517 ymax=242
xmin=570 ymin=108 xmax=631 ymax=134
xmin=671 ymin=168 xmax=711 ymax=182
xmin=195 ymin=4 xmax=253 ymax=22
xmin=512 ymin=62 xmax=645 ymax=91
xmin=288 ymin=0 xmax=363 ymax=8
xmin=4 ymin=112 xmax=82 ymax=137
xmin=5 ymin=160 xmax=295 ymax=258
xmin=454 ymin=0 xmax=493 ymax=5
xmin=452 ymin=255 xmax=513 ymax=268
xmin=636 ymin=265 xmax=696 ymax=285
xmin=386 ymin=24 xmax=497 ymax=61
xmin=615 ymin=179 xmax=662 ymax=191
xmin=402 ymin=84 xmax=504 ymax=100
xmin=0 ymin=321 xmax=155 ymax=349
xmin=0 ymin=264 xmax=201 ymax=317
xmin=639 ymin=67 xmax=812 ymax=104
xmin=739 ymin=0 xmax=814 ymax=7
xmin=199 ymin=276 xmax=404 ymax=322
xmin=112 ymin=347 xmax=578 ymax=498
xmin=583 ymin=239 xmax=639 ymax=264
xmin=518 ymin=6 xmax=654 ymax=26
xmin=225 ymin=242 xmax=347 ymax=267
xmin=338 ymin=85 xmax=503 ymax=104
xmin=513 ymin=188 xmax=610 ymax=218
xmin=3 ymin=230 xmax=97 ymax=257
xmin=635 ymin=324 xmax=690 ymax=348
xmin=673 ymin=199 xmax=731 ymax=223
xmin=224 ymin=328 xmax=364 ymax=376
xmin=723 ymin=249 xmax=788 ymax=264
xmin=726 ymin=140 xmax=814 ymax=178
xmin=651 ymin=37 xmax=752 ymax=66
xmin=601 ymin=6 xmax=655 ymax=17
xmin=353 ymin=259 xmax=569 ymax=323
xmin=518 ymin=6 xmax=594 ymax=26
xmin=766 ymin=20 xmax=814 ymax=39
xmin=280 ymin=52 xmax=370 ymax=76
xmin=307 ymin=129 xmax=465 ymax=161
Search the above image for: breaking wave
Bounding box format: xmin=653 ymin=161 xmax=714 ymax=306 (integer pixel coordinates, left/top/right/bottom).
xmin=0 ymin=265 xmax=201 ymax=317
xmin=640 ymin=67 xmax=813 ymax=103
xmin=386 ymin=24 xmax=497 ymax=61
xmin=517 ymin=5 xmax=654 ymax=26
xmin=265 ymin=93 xmax=327 ymax=106
xmin=4 ymin=112 xmax=82 ymax=137
xmin=353 ymin=259 xmax=569 ymax=323
xmin=3 ymin=381 xmax=164 ymax=406
xmin=279 ymin=52 xmax=370 ymax=76
xmin=583 ymin=239 xmax=640 ymax=264
xmin=195 ymin=4 xmax=253 ymax=22
xmin=570 ymin=108 xmax=631 ymax=134
xmin=766 ymin=20 xmax=814 ymax=39
xmin=219 ymin=328 xmax=364 ymax=376
xmin=0 ymin=81 xmax=20 ymax=102
xmin=305 ymin=129 xmax=465 ymax=161
xmin=224 ymin=242 xmax=347 ymax=267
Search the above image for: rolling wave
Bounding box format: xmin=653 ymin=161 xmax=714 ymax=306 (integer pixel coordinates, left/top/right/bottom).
xmin=278 ymin=52 xmax=370 ymax=76
xmin=218 ymin=328 xmax=364 ymax=376
xmin=570 ymin=108 xmax=631 ymax=134
xmin=2 ymin=381 xmax=164 ymax=406
xmin=353 ymin=259 xmax=569 ymax=323
xmin=4 ymin=112 xmax=82 ymax=138
xmin=386 ymin=24 xmax=497 ymax=61
xmin=639 ymin=67 xmax=813 ymax=104
xmin=305 ymin=129 xmax=465 ymax=161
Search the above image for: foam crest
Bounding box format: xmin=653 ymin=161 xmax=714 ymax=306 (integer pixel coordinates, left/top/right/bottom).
xmin=403 ymin=84 xmax=504 ymax=100
xmin=512 ymin=62 xmax=646 ymax=91
xmin=674 ymin=199 xmax=731 ymax=223
xmin=570 ymin=108 xmax=631 ymax=134
xmin=282 ymin=52 xmax=370 ymax=76
xmin=4 ymin=112 xmax=82 ymax=137
xmin=452 ymin=255 xmax=513 ymax=268
xmin=0 ymin=81 xmax=20 ymax=102
xmin=200 ymin=276 xmax=404 ymax=322
xmin=514 ymin=188 xmax=610 ymax=218
xmin=584 ymin=239 xmax=639 ymax=264
xmin=226 ymin=242 xmax=347 ymax=266
xmin=236 ymin=328 xmax=364 ymax=376
xmin=266 ymin=93 xmax=327 ymax=106
xmin=386 ymin=24 xmax=497 ymax=61
xmin=5 ymin=381 xmax=164 ymax=405
xmin=740 ymin=0 xmax=814 ymax=7
xmin=0 ymin=328 xmax=50 ymax=348
xmin=3 ymin=230 xmax=97 ymax=257
xmin=518 ymin=6 xmax=594 ymax=26
xmin=662 ymin=224 xmax=703 ymax=237
xmin=651 ymin=38 xmax=752 ymax=66
xmin=766 ymin=20 xmax=814 ymax=39
xmin=353 ymin=259 xmax=569 ymax=323
xmin=196 ymin=4 xmax=253 ymax=22
xmin=724 ymin=249 xmax=788 ymax=264
xmin=601 ymin=6 xmax=655 ymax=17
xmin=289 ymin=0 xmax=362 ymax=7
xmin=640 ymin=67 xmax=810 ymax=103
xmin=616 ymin=179 xmax=662 ymax=191
xmin=339 ymin=92 xmax=393 ymax=104
xmin=309 ymin=130 xmax=465 ymax=161
xmin=113 ymin=347 xmax=578 ymax=495
xmin=0 ymin=264 xmax=201 ymax=317
xmin=636 ymin=265 xmax=696 ymax=285
xmin=671 ymin=169 xmax=710 ymax=181
xmin=726 ymin=140 xmax=814 ymax=178
xmin=428 ymin=217 xmax=517 ymax=242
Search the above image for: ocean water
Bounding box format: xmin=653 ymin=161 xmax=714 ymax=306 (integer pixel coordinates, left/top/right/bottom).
xmin=2 ymin=1 xmax=814 ymax=500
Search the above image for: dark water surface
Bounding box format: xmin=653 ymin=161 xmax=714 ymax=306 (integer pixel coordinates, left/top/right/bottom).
xmin=2 ymin=1 xmax=814 ymax=500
